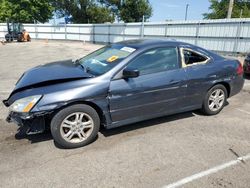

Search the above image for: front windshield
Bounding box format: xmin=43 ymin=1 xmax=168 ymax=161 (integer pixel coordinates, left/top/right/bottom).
xmin=78 ymin=45 xmax=136 ymax=75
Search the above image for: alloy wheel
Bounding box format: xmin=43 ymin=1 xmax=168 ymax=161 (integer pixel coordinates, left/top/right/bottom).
xmin=208 ymin=89 xmax=225 ymax=112
xmin=60 ymin=112 xmax=94 ymax=143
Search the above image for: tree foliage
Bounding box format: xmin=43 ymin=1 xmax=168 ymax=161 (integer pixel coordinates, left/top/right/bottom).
xmin=203 ymin=0 xmax=250 ymax=19
xmin=53 ymin=0 xmax=114 ymax=23
xmin=0 ymin=0 xmax=152 ymax=24
xmin=120 ymin=0 xmax=152 ymax=22
xmin=0 ymin=0 xmax=54 ymax=23
xmin=99 ymin=0 xmax=121 ymax=17
xmin=100 ymin=0 xmax=152 ymax=22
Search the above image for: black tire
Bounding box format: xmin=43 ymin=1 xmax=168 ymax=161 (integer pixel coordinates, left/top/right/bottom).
xmin=244 ymin=72 xmax=250 ymax=78
xmin=50 ymin=104 xmax=100 ymax=149
xmin=201 ymin=84 xmax=227 ymax=115
xmin=5 ymin=36 xmax=10 ymax=42
xmin=17 ymin=34 xmax=22 ymax=42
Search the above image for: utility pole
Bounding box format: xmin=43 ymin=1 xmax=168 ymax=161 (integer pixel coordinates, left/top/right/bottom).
xmin=227 ymin=0 xmax=234 ymax=19
xmin=240 ymin=9 xmax=243 ymax=18
xmin=118 ymin=0 xmax=125 ymax=23
xmin=185 ymin=4 xmax=189 ymax=21
xmin=141 ymin=15 xmax=145 ymax=38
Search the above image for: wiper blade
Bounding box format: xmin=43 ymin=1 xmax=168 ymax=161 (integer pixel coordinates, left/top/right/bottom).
xmin=72 ymin=58 xmax=80 ymax=64
xmin=86 ymin=66 xmax=91 ymax=73
xmin=79 ymin=63 xmax=86 ymax=71
xmin=73 ymin=59 xmax=95 ymax=76
xmin=73 ymin=59 xmax=86 ymax=70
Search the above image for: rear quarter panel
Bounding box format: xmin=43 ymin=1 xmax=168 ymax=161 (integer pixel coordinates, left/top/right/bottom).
xmin=184 ymin=57 xmax=244 ymax=108
xmin=211 ymin=57 xmax=244 ymax=97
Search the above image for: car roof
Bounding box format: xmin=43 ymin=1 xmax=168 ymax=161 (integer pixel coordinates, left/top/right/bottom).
xmin=115 ymin=39 xmax=223 ymax=60
xmin=116 ymin=39 xmax=184 ymax=49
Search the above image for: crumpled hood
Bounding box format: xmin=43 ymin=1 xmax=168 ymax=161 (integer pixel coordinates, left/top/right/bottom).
xmin=2 ymin=60 xmax=95 ymax=107
xmin=14 ymin=60 xmax=92 ymax=92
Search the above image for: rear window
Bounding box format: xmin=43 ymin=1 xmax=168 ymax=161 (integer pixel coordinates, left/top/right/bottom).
xmin=183 ymin=49 xmax=208 ymax=65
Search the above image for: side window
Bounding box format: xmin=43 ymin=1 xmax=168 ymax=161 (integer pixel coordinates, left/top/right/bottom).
xmin=126 ymin=47 xmax=179 ymax=75
xmin=183 ymin=49 xmax=208 ymax=65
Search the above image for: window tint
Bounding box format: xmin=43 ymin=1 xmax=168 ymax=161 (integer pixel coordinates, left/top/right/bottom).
xmin=183 ymin=49 xmax=207 ymax=65
xmin=126 ymin=47 xmax=179 ymax=75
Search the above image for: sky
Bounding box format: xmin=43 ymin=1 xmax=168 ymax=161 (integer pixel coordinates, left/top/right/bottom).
xmin=149 ymin=0 xmax=211 ymax=21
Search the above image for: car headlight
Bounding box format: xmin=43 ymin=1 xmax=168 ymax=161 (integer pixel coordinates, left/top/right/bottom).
xmin=9 ymin=95 xmax=42 ymax=113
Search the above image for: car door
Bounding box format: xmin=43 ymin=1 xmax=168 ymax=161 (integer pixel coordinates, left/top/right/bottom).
xmin=181 ymin=48 xmax=217 ymax=108
xmin=108 ymin=46 xmax=188 ymax=123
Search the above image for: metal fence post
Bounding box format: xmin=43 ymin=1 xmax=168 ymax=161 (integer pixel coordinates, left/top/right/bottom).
xmin=195 ymin=21 xmax=200 ymax=45
xmin=35 ymin=22 xmax=38 ymax=39
xmin=165 ymin=23 xmax=168 ymax=38
xmin=108 ymin=24 xmax=111 ymax=44
xmin=233 ymin=19 xmax=242 ymax=54
xmin=79 ymin=25 xmax=81 ymax=41
xmin=65 ymin=23 xmax=67 ymax=40
xmin=123 ymin=23 xmax=126 ymax=41
xmin=93 ymin=24 xmax=95 ymax=43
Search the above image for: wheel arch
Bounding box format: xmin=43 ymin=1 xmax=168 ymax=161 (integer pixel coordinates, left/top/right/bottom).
xmin=51 ymin=100 xmax=107 ymax=127
xmin=210 ymin=81 xmax=231 ymax=98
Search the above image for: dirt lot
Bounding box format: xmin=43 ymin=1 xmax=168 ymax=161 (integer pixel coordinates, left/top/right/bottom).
xmin=0 ymin=40 xmax=250 ymax=188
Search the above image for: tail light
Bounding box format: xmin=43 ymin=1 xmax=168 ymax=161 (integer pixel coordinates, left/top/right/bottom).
xmin=236 ymin=61 xmax=243 ymax=75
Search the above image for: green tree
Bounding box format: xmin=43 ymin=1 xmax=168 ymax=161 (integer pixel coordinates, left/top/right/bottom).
xmin=53 ymin=0 xmax=114 ymax=23
xmin=203 ymin=0 xmax=250 ymax=19
xmin=0 ymin=0 xmax=54 ymax=23
xmin=120 ymin=0 xmax=152 ymax=22
xmin=99 ymin=0 xmax=121 ymax=20
xmin=87 ymin=6 xmax=115 ymax=23
xmin=100 ymin=0 xmax=152 ymax=22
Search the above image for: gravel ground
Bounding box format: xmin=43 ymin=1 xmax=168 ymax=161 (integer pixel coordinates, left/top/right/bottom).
xmin=0 ymin=40 xmax=250 ymax=188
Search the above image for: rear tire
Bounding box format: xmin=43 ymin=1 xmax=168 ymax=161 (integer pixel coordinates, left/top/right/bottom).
xmin=202 ymin=84 xmax=227 ymax=115
xmin=5 ymin=36 xmax=10 ymax=42
xmin=17 ymin=34 xmax=23 ymax=42
xmin=244 ymin=72 xmax=250 ymax=78
xmin=50 ymin=104 xmax=100 ymax=149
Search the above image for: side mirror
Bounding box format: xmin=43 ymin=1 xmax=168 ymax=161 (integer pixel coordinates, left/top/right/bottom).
xmin=123 ymin=68 xmax=140 ymax=78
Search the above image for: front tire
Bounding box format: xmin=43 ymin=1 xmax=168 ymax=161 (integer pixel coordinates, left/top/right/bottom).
xmin=5 ymin=35 xmax=10 ymax=42
xmin=50 ymin=104 xmax=100 ymax=149
xmin=202 ymin=84 xmax=227 ymax=115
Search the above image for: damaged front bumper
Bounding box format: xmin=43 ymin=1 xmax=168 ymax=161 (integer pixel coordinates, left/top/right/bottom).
xmin=6 ymin=111 xmax=51 ymax=135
